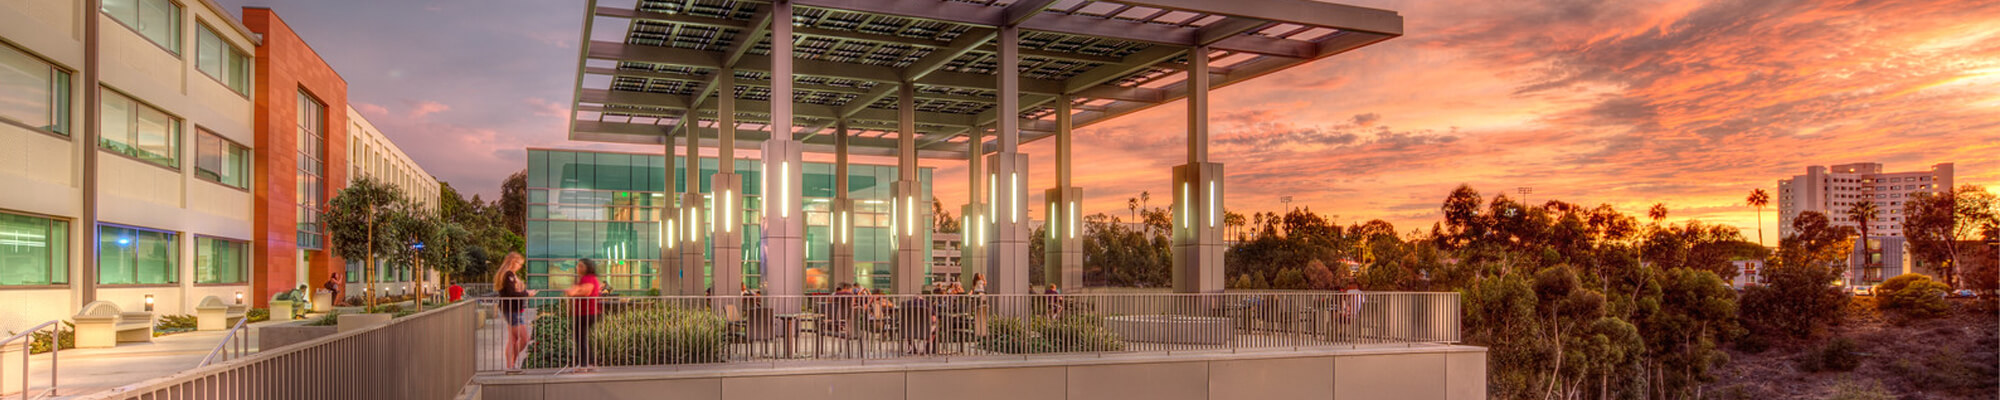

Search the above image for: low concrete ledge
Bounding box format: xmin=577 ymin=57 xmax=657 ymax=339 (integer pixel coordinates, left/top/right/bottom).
xmin=473 ymin=345 xmax=1487 ymax=400
xmin=259 ymin=321 xmax=338 ymax=351
xmin=337 ymin=313 xmax=393 ymax=333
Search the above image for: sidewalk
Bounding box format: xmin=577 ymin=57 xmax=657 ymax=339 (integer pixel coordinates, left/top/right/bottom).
xmin=10 ymin=320 xmax=288 ymax=399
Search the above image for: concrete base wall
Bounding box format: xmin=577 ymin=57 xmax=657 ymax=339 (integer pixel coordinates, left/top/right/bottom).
xmin=474 ymin=346 xmax=1486 ymax=400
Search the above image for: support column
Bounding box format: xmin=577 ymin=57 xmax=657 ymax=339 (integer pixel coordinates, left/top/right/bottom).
xmin=989 ymin=25 xmax=1030 ymax=298
xmin=1044 ymin=96 xmax=1083 ymax=290
xmin=678 ymin=114 xmax=707 ymax=296
xmin=891 ymin=82 xmax=928 ymax=294
xmin=960 ymin=127 xmax=986 ymax=290
xmin=1173 ymin=47 xmax=1225 ymax=294
xmin=761 ymin=0 xmax=806 ymax=311
xmin=830 ymin=120 xmax=856 ymax=290
xmin=660 ymin=132 xmax=681 ymax=294
xmin=703 ymin=67 xmax=735 ymax=297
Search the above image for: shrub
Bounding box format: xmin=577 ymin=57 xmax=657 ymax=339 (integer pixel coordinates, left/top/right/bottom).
xmin=978 ymin=314 xmax=1123 ymax=354
xmin=524 ymin=305 xmax=726 ymax=368
xmin=247 ymin=308 xmax=270 ymax=323
xmin=1797 ymin=337 xmax=1862 ymax=372
xmin=1739 ymin=262 xmax=1847 ymax=339
xmin=154 ymin=314 xmax=199 ymax=336
xmin=305 ymin=311 xmax=342 ymax=327
xmin=12 ymin=322 xmax=77 ymax=354
xmin=1876 ymin=273 xmax=1950 ymax=319
xmin=1825 ymin=380 xmax=1894 ymax=400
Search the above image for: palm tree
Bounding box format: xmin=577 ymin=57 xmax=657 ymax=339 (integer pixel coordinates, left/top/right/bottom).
xmin=1647 ymin=203 xmax=1669 ymax=223
xmin=1746 ymin=189 xmax=1770 ymax=247
xmin=1127 ymin=197 xmax=1139 ymax=222
xmin=1224 ymin=211 xmax=1246 ymax=241
xmin=1140 ymin=191 xmax=1151 ymax=212
xmin=1846 ymin=201 xmax=1881 ymax=272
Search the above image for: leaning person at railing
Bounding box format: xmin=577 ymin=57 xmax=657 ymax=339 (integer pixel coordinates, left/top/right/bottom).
xmin=494 ymin=253 xmax=537 ymax=373
xmin=566 ymin=259 xmax=605 ymax=372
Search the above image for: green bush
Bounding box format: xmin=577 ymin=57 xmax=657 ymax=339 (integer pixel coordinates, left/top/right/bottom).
xmin=247 ymin=308 xmax=270 ymax=323
xmin=11 ymin=322 xmax=76 ymax=354
xmin=978 ymin=314 xmax=1124 ymax=354
xmin=524 ymin=304 xmax=726 ymax=368
xmin=1876 ymin=273 xmax=1950 ymax=319
xmin=154 ymin=314 xmax=199 ymax=336
xmin=1797 ymin=337 xmax=1862 ymax=372
xmin=305 ymin=311 xmax=342 ymax=327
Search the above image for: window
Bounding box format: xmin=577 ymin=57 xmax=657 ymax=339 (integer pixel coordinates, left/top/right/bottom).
xmin=0 ymin=211 xmax=67 ymax=286
xmin=0 ymin=43 xmax=70 ymax=134
xmin=195 ymin=130 xmax=249 ymax=188
xmin=195 ymin=25 xmax=252 ymax=95
xmin=296 ymin=92 xmax=327 ymax=249
xmin=101 ymin=0 xmax=181 ymax=53
xmin=98 ymin=224 xmax=177 ymax=285
xmin=100 ymin=90 xmax=180 ymax=168
xmin=194 ymin=237 xmax=245 ymax=284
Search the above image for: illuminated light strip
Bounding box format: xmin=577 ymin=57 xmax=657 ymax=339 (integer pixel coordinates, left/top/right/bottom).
xmin=780 ymin=161 xmax=790 ymax=218
xmin=1208 ymin=180 xmax=1216 ymax=228
xmin=1048 ymin=203 xmax=1056 ymax=239
xmin=1182 ymin=182 xmax=1191 ymax=227
xmin=1011 ymin=172 xmax=1019 ymax=223
xmin=1068 ymin=200 xmax=1076 ymax=239
xmin=988 ymin=175 xmax=996 ymax=219
xmin=723 ymin=190 xmax=734 ymax=232
xmin=891 ymin=197 xmax=898 ymax=239
xmin=904 ymin=196 xmax=914 ymax=236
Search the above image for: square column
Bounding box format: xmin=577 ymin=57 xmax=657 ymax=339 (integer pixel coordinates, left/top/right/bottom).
xmin=986 ymin=153 xmax=1029 ymax=295
xmin=710 ymin=176 xmax=744 ymax=296
xmin=759 ymin=139 xmax=805 ymax=308
xmin=1043 ymin=187 xmax=1083 ymax=290
xmin=830 ymin=198 xmax=856 ymax=289
xmin=891 ymin=180 xmax=926 ymax=294
xmin=677 ymin=193 xmax=708 ymax=295
xmin=1172 ymin=163 xmax=1225 ymax=293
xmin=660 ymin=201 xmax=681 ymax=294
xmin=959 ymin=203 xmax=986 ymax=288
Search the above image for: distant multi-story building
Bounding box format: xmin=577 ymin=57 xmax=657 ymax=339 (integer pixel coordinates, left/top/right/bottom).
xmin=931 ymin=232 xmax=962 ymax=283
xmin=1776 ymin=162 xmax=1951 ymax=286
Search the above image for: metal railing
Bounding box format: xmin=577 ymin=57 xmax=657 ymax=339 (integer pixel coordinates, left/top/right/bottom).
xmin=473 ymin=292 xmax=1459 ymax=371
xmin=87 ymin=302 xmax=476 ymax=400
xmin=196 ymin=315 xmax=251 ymax=367
xmin=2 ymin=320 xmax=60 ymax=400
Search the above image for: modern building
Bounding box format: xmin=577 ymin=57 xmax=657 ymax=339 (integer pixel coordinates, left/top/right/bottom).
xmin=1777 ymin=162 xmax=1954 ymax=239
xmin=338 ymin=105 xmax=440 ymax=298
xmin=523 ymin=148 xmax=932 ymax=293
xmin=0 ymin=2 xmax=435 ymax=333
xmin=931 ymin=232 xmax=963 ymax=283
xmin=1776 ymin=162 xmax=1950 ymax=286
xmin=560 ymin=0 xmax=1400 ymax=305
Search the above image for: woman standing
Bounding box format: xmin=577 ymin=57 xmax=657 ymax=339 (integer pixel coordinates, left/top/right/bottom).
xmin=565 ymin=259 xmax=604 ymax=371
xmin=969 ymin=273 xmax=988 ymax=295
xmin=493 ymin=253 xmax=535 ymax=372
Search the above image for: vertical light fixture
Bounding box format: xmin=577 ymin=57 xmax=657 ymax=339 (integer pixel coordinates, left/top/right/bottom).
xmin=723 ymin=190 xmax=733 ymax=232
xmin=1048 ymin=203 xmax=1056 ymax=239
xmin=1067 ymin=201 xmax=1076 ymax=239
xmin=1208 ymin=180 xmax=1216 ymax=228
xmin=904 ymin=196 xmax=914 ymax=236
xmin=1182 ymin=183 xmax=1191 ymax=227
xmin=780 ymin=161 xmax=790 ymax=218
xmin=144 ymin=294 xmax=155 ymax=312
xmin=988 ymin=175 xmax=996 ymax=218
xmin=1011 ymin=172 xmax=1019 ymax=223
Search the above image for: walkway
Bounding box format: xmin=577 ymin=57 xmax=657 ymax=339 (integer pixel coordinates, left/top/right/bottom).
xmin=13 ymin=319 xmax=289 ymax=399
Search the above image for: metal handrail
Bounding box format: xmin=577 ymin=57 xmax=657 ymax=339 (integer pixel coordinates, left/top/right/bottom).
xmin=2 ymin=320 xmax=61 ymax=400
xmin=197 ymin=314 xmax=251 ymax=367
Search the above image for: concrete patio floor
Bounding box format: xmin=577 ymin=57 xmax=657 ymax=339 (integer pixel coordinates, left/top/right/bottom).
xmin=8 ymin=319 xmax=296 ymax=399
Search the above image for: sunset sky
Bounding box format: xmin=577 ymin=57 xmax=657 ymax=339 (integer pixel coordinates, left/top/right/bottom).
xmin=220 ymin=0 xmax=2000 ymax=242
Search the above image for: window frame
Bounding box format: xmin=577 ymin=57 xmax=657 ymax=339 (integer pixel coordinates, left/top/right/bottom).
xmin=193 ymin=23 xmax=253 ymax=97
xmin=0 ymin=41 xmax=73 ymax=137
xmin=0 ymin=209 xmax=70 ymax=289
xmin=193 ymin=128 xmax=251 ymax=190
xmin=192 ymin=235 xmax=247 ymax=285
xmin=98 ymin=88 xmax=183 ymax=170
xmin=100 ymin=0 xmax=184 ymax=55
xmin=295 ymin=90 xmax=328 ymax=250
xmin=95 ymin=223 xmax=180 ymax=287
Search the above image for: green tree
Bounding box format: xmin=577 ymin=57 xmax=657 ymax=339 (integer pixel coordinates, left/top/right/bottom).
xmin=1875 ymin=273 xmax=1950 ymax=319
xmin=323 ymin=176 xmax=407 ymax=311
xmin=1902 ymin=185 xmax=2000 ymax=288
xmin=1747 ymin=188 xmax=1770 ymax=247
xmin=1641 ymin=268 xmax=1736 ymax=399
xmin=500 ymin=170 xmax=527 ymax=237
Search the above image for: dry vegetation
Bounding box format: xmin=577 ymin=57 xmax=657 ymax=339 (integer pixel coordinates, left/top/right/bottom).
xmin=1707 ymin=298 xmax=1999 ymax=399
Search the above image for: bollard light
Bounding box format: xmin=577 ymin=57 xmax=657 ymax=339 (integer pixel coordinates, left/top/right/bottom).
xmin=235 ymin=291 xmax=244 ymax=305
xmin=144 ymin=294 xmax=155 ymax=312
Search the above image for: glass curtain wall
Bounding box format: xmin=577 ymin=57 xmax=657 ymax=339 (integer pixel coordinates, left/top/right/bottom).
xmin=526 ymin=149 xmax=931 ymax=293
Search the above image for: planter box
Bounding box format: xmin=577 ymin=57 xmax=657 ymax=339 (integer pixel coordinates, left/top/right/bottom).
xmin=312 ymin=292 xmax=334 ymax=312
xmin=259 ymin=321 xmax=338 ymax=351
xmin=337 ymin=313 xmax=394 ymax=333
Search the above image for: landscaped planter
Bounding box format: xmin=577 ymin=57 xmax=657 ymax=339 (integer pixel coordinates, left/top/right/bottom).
xmin=337 ymin=313 xmax=393 ymax=333
xmin=259 ymin=321 xmax=338 ymax=351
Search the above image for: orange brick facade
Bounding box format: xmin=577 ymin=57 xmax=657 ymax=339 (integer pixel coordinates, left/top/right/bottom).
xmin=245 ymin=8 xmax=349 ymax=307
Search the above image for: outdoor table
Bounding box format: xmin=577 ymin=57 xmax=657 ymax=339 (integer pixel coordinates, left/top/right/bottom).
xmin=775 ymin=313 xmax=824 ymax=358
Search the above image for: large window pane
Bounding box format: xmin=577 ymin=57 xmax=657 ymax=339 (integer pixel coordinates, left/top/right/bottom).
xmin=100 ymin=90 xmax=180 ymax=168
xmin=0 ymin=44 xmax=68 ymax=134
xmin=196 ymin=130 xmax=249 ymax=188
xmin=195 ymin=237 xmax=244 ymax=284
xmin=98 ymin=225 xmax=177 ymax=285
xmin=103 ymin=0 xmax=180 ymax=53
xmin=0 ymin=212 xmax=68 ymax=286
xmin=296 ymin=91 xmax=326 ymax=249
xmin=195 ymin=25 xmax=252 ymax=95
